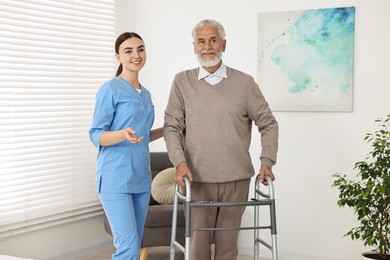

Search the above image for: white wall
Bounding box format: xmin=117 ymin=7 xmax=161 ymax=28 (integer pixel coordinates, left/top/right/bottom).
xmin=132 ymin=0 xmax=390 ymax=259
xmin=1 ymin=1 xmax=388 ymax=259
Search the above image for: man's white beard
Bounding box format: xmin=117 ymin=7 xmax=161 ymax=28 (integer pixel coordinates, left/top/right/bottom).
xmin=197 ymin=51 xmax=223 ymax=68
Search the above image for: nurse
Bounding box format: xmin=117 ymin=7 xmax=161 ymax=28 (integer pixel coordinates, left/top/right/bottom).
xmin=89 ymin=32 xmax=162 ymax=260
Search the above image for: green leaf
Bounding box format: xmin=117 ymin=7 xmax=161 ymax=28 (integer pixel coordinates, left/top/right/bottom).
xmin=332 ymin=114 xmax=390 ymax=254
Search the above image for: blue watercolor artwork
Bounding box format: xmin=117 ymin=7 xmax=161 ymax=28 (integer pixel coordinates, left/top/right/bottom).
xmin=257 ymin=7 xmax=355 ymax=111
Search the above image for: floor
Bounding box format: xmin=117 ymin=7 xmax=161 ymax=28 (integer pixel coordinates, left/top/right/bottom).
xmin=75 ymin=246 xmax=266 ymax=260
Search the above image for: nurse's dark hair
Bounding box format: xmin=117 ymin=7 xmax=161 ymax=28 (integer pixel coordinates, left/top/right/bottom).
xmin=115 ymin=32 xmax=144 ymax=76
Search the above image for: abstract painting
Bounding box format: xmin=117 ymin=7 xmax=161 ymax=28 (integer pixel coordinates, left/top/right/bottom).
xmin=257 ymin=7 xmax=355 ymax=111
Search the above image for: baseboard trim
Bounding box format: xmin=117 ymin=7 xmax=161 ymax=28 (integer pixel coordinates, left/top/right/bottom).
xmin=238 ymin=246 xmax=345 ymax=260
xmin=44 ymin=241 xmax=113 ymax=260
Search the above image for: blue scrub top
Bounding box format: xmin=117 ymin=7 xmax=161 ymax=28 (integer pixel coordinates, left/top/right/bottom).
xmin=89 ymin=77 xmax=155 ymax=193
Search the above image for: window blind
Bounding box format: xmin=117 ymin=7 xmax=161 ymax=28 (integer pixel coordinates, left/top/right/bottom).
xmin=0 ymin=0 xmax=120 ymax=238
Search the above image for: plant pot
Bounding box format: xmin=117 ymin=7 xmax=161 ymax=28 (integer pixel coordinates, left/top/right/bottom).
xmin=362 ymin=250 xmax=390 ymax=260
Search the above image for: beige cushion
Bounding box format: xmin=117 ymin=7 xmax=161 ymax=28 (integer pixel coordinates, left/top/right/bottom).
xmin=151 ymin=168 xmax=177 ymax=205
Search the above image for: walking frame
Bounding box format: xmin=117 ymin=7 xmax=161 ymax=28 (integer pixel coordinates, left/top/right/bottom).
xmin=169 ymin=175 xmax=278 ymax=260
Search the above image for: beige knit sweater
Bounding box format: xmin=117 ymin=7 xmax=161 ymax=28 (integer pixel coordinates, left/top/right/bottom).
xmin=164 ymin=66 xmax=278 ymax=183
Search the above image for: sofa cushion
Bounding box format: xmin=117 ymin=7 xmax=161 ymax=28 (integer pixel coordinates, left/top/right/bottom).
xmin=149 ymin=152 xmax=174 ymax=205
xmin=151 ymin=167 xmax=176 ymax=204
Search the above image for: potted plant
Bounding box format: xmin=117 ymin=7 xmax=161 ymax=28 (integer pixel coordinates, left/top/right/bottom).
xmin=332 ymin=114 xmax=390 ymax=260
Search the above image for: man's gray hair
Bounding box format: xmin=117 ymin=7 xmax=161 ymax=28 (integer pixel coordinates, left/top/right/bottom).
xmin=192 ymin=19 xmax=226 ymax=41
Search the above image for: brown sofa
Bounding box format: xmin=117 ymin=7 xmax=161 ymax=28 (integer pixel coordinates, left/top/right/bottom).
xmin=103 ymin=152 xmax=185 ymax=260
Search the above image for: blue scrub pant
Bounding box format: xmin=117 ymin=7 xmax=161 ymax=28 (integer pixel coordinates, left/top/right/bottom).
xmin=100 ymin=191 xmax=150 ymax=260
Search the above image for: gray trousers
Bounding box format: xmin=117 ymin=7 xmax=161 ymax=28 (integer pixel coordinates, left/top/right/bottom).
xmin=188 ymin=178 xmax=251 ymax=260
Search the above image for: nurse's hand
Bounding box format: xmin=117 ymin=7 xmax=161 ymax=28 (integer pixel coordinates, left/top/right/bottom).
xmin=124 ymin=127 xmax=144 ymax=144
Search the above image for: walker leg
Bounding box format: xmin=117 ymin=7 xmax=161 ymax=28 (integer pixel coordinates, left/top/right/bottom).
xmin=254 ymin=241 xmax=259 ymax=260
xmin=254 ymin=203 xmax=260 ymax=260
xmin=170 ymin=186 xmax=180 ymax=260
xmin=169 ymin=245 xmax=176 ymax=260
xmin=271 ymin=234 xmax=278 ymax=260
xmin=185 ymin=237 xmax=191 ymax=260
